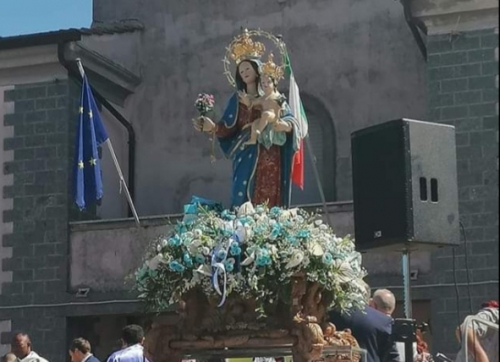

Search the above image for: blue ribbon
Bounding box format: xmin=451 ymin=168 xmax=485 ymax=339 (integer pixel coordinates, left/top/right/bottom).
xmin=211 ymin=233 xmax=242 ymax=307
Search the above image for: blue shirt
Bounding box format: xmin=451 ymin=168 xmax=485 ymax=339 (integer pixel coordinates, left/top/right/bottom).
xmin=106 ymin=345 xmax=148 ymax=362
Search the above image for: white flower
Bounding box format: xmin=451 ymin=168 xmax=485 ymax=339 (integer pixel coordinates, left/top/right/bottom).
xmin=193 ymin=229 xmax=203 ymax=238
xmin=285 ymin=251 xmax=304 ymax=269
xmin=146 ymin=254 xmax=165 ymax=271
xmin=241 ymin=253 xmax=255 ymax=266
xmin=279 ymin=208 xmax=298 ymax=222
xmin=195 ymin=264 xmax=212 ymax=277
xmin=187 ymin=239 xmax=202 ymax=254
xmin=237 ymin=202 xmax=255 ymax=217
xmin=202 ymin=246 xmax=210 ymax=256
xmin=308 ymin=241 xmax=324 ymax=256
xmin=234 ymin=222 xmax=247 ymax=243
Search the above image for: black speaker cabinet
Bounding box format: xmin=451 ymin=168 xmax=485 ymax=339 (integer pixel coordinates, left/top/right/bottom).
xmin=351 ymin=119 xmax=460 ymax=252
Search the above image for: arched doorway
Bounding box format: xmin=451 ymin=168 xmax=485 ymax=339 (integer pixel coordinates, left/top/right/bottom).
xmin=290 ymin=94 xmax=336 ymax=206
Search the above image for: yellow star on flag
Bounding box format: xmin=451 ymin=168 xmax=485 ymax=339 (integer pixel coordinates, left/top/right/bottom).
xmin=89 ymin=158 xmax=97 ymax=166
xmin=88 ymin=110 xmax=93 ymax=118
xmin=79 ymin=107 xmax=84 ymax=114
xmin=78 ymin=160 xmax=84 ymax=169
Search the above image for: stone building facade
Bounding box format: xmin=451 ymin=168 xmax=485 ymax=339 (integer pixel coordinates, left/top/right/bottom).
xmin=0 ymin=0 xmax=498 ymax=359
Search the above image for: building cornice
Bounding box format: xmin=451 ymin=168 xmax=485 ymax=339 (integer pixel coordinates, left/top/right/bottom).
xmin=411 ymin=0 xmax=499 ymax=34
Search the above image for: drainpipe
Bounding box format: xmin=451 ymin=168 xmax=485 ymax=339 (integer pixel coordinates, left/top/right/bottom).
xmin=57 ymin=42 xmax=136 ymax=217
xmin=401 ymin=0 xmax=428 ymax=61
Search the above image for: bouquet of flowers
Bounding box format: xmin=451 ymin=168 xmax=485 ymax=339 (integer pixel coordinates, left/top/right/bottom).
xmin=195 ymin=93 xmax=215 ymax=116
xmin=135 ymin=200 xmax=368 ymax=315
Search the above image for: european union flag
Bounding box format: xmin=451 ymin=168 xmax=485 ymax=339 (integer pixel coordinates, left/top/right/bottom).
xmin=74 ymin=75 xmax=109 ymax=210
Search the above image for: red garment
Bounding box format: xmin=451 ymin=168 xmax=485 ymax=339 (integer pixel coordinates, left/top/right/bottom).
xmin=481 ymin=300 xmax=499 ymax=309
xmin=292 ymin=140 xmax=304 ymax=189
xmin=216 ymin=104 xmax=282 ymax=207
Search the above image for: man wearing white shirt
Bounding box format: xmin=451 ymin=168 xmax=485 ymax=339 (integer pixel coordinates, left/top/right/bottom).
xmin=69 ymin=338 xmax=100 ymax=362
xmin=10 ymin=333 xmax=49 ymax=362
xmin=106 ymin=325 xmax=149 ymax=362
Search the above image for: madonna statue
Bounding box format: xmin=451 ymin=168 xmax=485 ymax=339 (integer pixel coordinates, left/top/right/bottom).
xmin=193 ymin=29 xmax=307 ymax=208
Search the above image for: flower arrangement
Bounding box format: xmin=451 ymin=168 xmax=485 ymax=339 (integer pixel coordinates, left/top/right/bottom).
xmin=194 ymin=93 xmax=215 ymax=116
xmin=135 ymin=199 xmax=368 ymax=315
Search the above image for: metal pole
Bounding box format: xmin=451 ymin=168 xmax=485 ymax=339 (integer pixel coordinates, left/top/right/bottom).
xmin=75 ymin=59 xmax=141 ymax=227
xmin=304 ymin=135 xmax=333 ymax=226
xmin=402 ymin=249 xmax=412 ymax=319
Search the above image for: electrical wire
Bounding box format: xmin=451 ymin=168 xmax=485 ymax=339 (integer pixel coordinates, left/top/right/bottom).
xmin=452 ymin=246 xmax=461 ymax=328
xmin=460 ymin=221 xmax=473 ymax=314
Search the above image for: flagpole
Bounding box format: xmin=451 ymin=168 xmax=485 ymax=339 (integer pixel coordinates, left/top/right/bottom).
xmin=75 ymin=59 xmax=141 ymax=227
xmin=304 ymin=135 xmax=333 ymax=226
xmin=286 ymin=53 xmax=333 ymax=226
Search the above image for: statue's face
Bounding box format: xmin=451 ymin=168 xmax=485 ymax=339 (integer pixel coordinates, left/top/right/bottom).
xmin=261 ymin=74 xmax=274 ymax=94
xmin=238 ymin=61 xmax=258 ymax=84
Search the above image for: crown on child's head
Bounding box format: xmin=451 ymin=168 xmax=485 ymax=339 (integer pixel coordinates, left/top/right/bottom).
xmin=261 ymin=53 xmax=284 ymax=82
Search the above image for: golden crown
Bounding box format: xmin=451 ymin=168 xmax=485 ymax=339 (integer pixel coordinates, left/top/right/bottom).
xmin=261 ymin=53 xmax=284 ymax=81
xmin=229 ymin=29 xmax=266 ymax=64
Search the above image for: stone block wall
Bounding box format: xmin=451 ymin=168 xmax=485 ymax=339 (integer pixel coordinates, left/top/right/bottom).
xmin=0 ymin=85 xmax=14 ymax=356
xmin=0 ymin=80 xmax=76 ymax=359
xmin=425 ymin=27 xmax=499 ymax=355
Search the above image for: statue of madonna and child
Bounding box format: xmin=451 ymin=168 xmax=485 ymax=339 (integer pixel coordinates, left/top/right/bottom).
xmin=193 ymin=29 xmax=308 ymax=209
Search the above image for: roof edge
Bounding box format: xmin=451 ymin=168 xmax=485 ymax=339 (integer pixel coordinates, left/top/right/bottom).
xmin=0 ymin=29 xmax=82 ymax=51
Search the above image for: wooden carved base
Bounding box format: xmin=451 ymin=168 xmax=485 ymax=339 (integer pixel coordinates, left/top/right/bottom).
xmin=144 ymin=274 xmax=360 ymax=362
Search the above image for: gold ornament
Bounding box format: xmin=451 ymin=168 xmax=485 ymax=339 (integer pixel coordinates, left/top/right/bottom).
xmin=261 ymin=53 xmax=284 ymax=82
xmin=223 ymin=28 xmax=288 ymax=87
xmin=229 ymin=28 xmax=266 ymax=64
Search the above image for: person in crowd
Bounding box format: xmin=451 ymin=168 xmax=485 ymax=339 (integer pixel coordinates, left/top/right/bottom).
xmin=370 ymin=289 xmax=433 ymax=362
xmin=69 ymin=338 xmax=100 ymax=362
xmin=2 ymin=353 xmax=17 ymax=362
xmin=329 ymin=284 xmax=399 ymax=362
xmin=455 ymin=300 xmax=499 ymax=362
xmin=370 ymin=289 xmax=397 ymax=316
xmin=370 ymin=289 xmax=414 ymax=362
xmin=106 ymin=325 xmax=148 ymax=362
xmin=10 ymin=333 xmax=49 ymax=362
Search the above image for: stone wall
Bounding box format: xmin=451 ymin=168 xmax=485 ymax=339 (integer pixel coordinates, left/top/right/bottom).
xmin=0 ymin=85 xmax=14 ymax=357
xmin=0 ymin=79 xmax=76 ymax=360
xmin=425 ymin=27 xmax=499 ymax=355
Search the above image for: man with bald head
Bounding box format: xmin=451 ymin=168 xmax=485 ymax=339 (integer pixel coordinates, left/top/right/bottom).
xmin=370 ymin=289 xmax=397 ymax=316
xmin=370 ymin=289 xmax=418 ymax=362
xmin=11 ymin=333 xmax=49 ymax=362
xmin=329 ymin=284 xmax=399 ymax=362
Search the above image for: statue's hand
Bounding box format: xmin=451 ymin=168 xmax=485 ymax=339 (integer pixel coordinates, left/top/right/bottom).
xmin=193 ymin=116 xmax=216 ymax=133
xmin=238 ymin=91 xmax=252 ymax=107
xmin=273 ymin=120 xmax=293 ymax=133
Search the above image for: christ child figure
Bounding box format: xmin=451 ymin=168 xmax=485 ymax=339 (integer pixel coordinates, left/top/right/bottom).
xmin=244 ymin=53 xmax=286 ymax=146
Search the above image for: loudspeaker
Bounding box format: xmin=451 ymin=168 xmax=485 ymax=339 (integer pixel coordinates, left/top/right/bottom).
xmin=351 ymin=119 xmax=460 ymax=251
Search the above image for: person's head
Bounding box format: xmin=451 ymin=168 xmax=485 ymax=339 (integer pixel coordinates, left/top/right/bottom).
xmin=481 ymin=300 xmax=499 ymax=309
xmin=370 ymin=289 xmax=396 ymax=316
xmin=69 ymin=338 xmax=91 ymax=362
xmin=2 ymin=353 xmax=17 ymax=362
xmin=121 ymin=325 xmax=145 ymax=347
xmin=10 ymin=333 xmax=31 ymax=359
xmin=235 ymin=60 xmax=260 ymax=91
xmin=260 ymin=74 xmax=277 ymax=95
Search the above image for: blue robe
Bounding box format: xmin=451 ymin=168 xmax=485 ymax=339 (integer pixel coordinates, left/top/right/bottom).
xmin=217 ymin=93 xmax=301 ymax=208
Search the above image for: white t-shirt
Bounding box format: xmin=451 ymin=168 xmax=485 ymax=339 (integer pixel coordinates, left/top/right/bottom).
xmin=455 ymin=307 xmax=499 ymax=362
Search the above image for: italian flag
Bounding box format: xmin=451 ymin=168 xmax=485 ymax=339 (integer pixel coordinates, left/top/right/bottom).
xmin=285 ymin=52 xmax=308 ymax=190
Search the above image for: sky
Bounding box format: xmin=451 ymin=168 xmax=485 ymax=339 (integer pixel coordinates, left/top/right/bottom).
xmin=0 ymin=0 xmax=92 ymax=37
